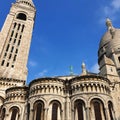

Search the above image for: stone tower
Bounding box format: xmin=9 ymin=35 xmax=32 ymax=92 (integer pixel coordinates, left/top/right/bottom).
xmin=0 ymin=0 xmax=36 ymax=81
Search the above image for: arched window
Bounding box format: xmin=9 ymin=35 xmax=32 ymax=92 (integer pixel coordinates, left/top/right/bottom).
xmin=91 ymin=99 xmax=106 ymax=120
xmin=50 ymin=101 xmax=61 ymax=120
xmin=52 ymin=103 xmax=58 ymax=120
xmin=27 ymin=103 xmax=30 ymax=120
xmin=74 ymin=99 xmax=85 ymax=120
xmin=93 ymin=101 xmax=102 ymax=120
xmin=34 ymin=100 xmax=44 ymax=120
xmin=16 ymin=13 xmax=27 ymax=21
xmin=108 ymin=101 xmax=114 ymax=120
xmin=1 ymin=108 xmax=6 ymax=120
xmin=10 ymin=107 xmax=19 ymax=120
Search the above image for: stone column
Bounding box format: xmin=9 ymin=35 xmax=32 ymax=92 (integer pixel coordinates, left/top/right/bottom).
xmin=104 ymin=107 xmax=110 ymax=120
xmin=44 ymin=108 xmax=48 ymax=120
xmin=61 ymin=110 xmax=63 ymax=120
xmin=65 ymin=95 xmax=70 ymax=120
xmin=4 ymin=113 xmax=9 ymax=120
xmin=86 ymin=107 xmax=90 ymax=120
xmin=29 ymin=109 xmax=34 ymax=120
xmin=71 ymin=109 xmax=74 ymax=120
xmin=113 ymin=110 xmax=117 ymax=120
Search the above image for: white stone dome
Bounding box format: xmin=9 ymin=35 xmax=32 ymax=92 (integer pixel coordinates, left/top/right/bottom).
xmin=99 ymin=19 xmax=120 ymax=57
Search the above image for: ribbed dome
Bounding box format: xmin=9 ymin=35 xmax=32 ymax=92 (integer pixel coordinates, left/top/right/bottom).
xmin=99 ymin=31 xmax=111 ymax=49
xmin=99 ymin=18 xmax=120 ymax=56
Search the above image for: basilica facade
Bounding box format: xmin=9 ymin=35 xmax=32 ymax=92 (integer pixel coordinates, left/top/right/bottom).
xmin=0 ymin=0 xmax=120 ymax=120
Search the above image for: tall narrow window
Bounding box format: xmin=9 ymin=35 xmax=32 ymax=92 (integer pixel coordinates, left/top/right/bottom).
xmin=34 ymin=101 xmax=44 ymax=120
xmin=19 ymin=35 xmax=22 ymax=39
xmin=13 ymin=23 xmax=17 ymax=29
xmin=4 ymin=53 xmax=7 ymax=58
xmin=6 ymin=44 xmax=10 ymax=52
xmin=18 ymin=40 xmax=21 ymax=46
xmin=36 ymin=103 xmax=42 ymax=120
xmin=27 ymin=103 xmax=30 ymax=120
xmin=17 ymin=24 xmax=21 ymax=31
xmin=94 ymin=101 xmax=102 ymax=120
xmin=52 ymin=103 xmax=58 ymax=120
xmin=6 ymin=62 xmax=9 ymax=67
xmin=15 ymin=49 xmax=18 ymax=54
xmin=10 ymin=107 xmax=19 ymax=120
xmin=118 ymin=57 xmax=120 ymax=63
xmin=1 ymin=108 xmax=6 ymax=120
xmin=15 ymin=33 xmax=18 ymax=38
xmin=108 ymin=102 xmax=114 ymax=120
xmin=74 ymin=100 xmax=84 ymax=120
xmin=21 ymin=25 xmax=25 ymax=32
xmin=14 ymin=39 xmax=16 ymax=44
xmin=9 ymin=38 xmax=12 ymax=42
xmin=11 ymin=31 xmax=14 ymax=37
xmin=1 ymin=60 xmax=5 ymax=66
xmin=11 ymin=46 xmax=14 ymax=52
xmin=9 ymin=54 xmax=12 ymax=59
xmin=13 ymin=55 xmax=17 ymax=62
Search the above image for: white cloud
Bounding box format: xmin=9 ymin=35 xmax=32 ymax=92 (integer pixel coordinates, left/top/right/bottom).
xmin=99 ymin=0 xmax=120 ymax=23
xmin=28 ymin=60 xmax=37 ymax=67
xmin=90 ymin=63 xmax=99 ymax=73
xmin=35 ymin=70 xmax=48 ymax=78
xmin=112 ymin=0 xmax=120 ymax=10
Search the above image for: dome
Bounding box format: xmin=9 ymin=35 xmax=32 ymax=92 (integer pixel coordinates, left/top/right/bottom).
xmin=99 ymin=31 xmax=111 ymax=49
xmin=99 ymin=18 xmax=120 ymax=57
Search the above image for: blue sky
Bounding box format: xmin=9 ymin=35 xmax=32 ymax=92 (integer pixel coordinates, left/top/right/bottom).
xmin=1 ymin=0 xmax=120 ymax=84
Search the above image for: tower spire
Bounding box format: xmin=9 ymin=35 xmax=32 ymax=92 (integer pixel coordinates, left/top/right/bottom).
xmin=81 ymin=62 xmax=87 ymax=75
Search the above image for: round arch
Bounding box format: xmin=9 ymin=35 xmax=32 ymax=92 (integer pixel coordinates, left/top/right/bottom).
xmin=71 ymin=96 xmax=87 ymax=109
xmin=16 ymin=13 xmax=27 ymax=21
xmin=47 ymin=97 xmax=64 ymax=110
xmin=88 ymin=95 xmax=106 ymax=107
xmin=29 ymin=96 xmax=47 ymax=109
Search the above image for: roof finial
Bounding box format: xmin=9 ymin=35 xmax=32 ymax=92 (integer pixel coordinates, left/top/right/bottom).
xmin=81 ymin=62 xmax=87 ymax=75
xmin=106 ymin=18 xmax=114 ymax=30
xmin=69 ymin=65 xmax=74 ymax=75
xmin=106 ymin=18 xmax=115 ymax=38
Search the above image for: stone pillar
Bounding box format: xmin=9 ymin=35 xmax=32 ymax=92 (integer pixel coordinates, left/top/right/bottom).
xmin=113 ymin=110 xmax=117 ymax=120
xmin=44 ymin=108 xmax=48 ymax=120
xmin=61 ymin=110 xmax=63 ymax=120
xmin=71 ymin=109 xmax=74 ymax=120
xmin=4 ymin=113 xmax=9 ymax=120
xmin=65 ymin=95 xmax=70 ymax=120
xmin=29 ymin=109 xmax=34 ymax=120
xmin=86 ymin=107 xmax=90 ymax=120
xmin=105 ymin=107 xmax=110 ymax=120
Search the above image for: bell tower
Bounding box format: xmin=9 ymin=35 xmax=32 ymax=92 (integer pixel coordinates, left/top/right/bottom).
xmin=0 ymin=0 xmax=36 ymax=81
